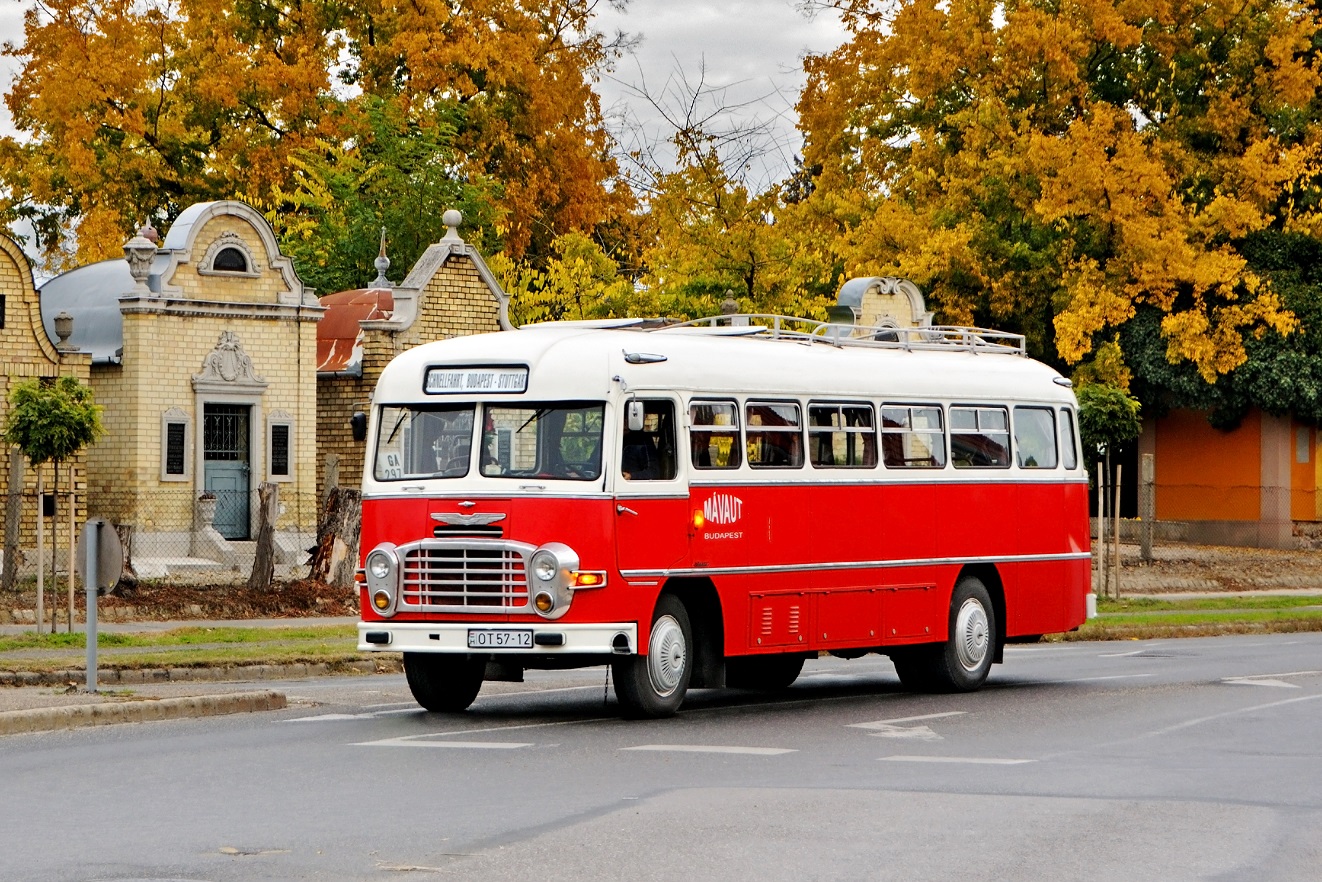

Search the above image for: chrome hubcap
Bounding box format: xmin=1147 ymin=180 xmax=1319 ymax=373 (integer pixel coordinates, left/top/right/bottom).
xmin=954 ymin=598 xmax=990 ymax=672
xmin=647 ymin=614 xmax=687 ymax=697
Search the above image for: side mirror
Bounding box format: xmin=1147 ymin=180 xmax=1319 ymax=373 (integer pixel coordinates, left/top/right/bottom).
xmin=350 ymin=411 xmax=368 ymax=442
xmin=626 ymin=400 xmax=645 ymax=432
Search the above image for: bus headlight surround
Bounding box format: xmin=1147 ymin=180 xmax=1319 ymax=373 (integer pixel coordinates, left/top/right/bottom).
xmin=529 ymin=543 xmax=579 ymax=619
xmin=365 ymin=544 xmax=400 ymax=617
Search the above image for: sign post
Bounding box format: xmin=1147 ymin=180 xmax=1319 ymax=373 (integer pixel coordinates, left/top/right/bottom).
xmin=75 ymin=519 xmax=122 ymax=693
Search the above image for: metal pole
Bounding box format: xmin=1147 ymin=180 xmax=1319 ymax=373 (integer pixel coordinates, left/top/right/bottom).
xmin=85 ymin=520 xmax=98 ymax=693
xmin=1140 ymin=453 xmax=1154 ymax=563
xmin=36 ymin=470 xmax=44 ymax=635
xmin=1113 ymin=463 xmax=1123 ymax=601
xmin=1096 ymin=462 xmax=1106 ymax=600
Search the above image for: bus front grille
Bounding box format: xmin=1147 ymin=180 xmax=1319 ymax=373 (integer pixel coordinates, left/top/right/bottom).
xmin=400 ymin=544 xmax=530 ymax=611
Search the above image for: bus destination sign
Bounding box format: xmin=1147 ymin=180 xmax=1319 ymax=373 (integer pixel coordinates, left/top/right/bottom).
xmin=424 ymin=366 xmax=528 ymax=395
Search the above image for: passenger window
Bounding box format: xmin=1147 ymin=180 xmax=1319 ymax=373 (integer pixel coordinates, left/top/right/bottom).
xmin=881 ymin=405 xmax=946 ymax=468
xmin=1013 ymin=407 xmax=1057 ymax=468
xmin=950 ymin=406 xmax=1010 ymax=468
xmin=1060 ymin=408 xmax=1079 ymax=470
xmin=747 ymin=402 xmax=803 ymax=468
xmin=809 ymin=403 xmax=877 ymax=468
xmin=690 ymin=401 xmax=742 ymax=469
xmin=621 ymin=400 xmax=677 ymax=481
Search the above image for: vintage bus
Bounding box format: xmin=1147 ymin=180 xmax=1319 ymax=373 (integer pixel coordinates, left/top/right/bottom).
xmin=356 ymin=314 xmax=1091 ymax=717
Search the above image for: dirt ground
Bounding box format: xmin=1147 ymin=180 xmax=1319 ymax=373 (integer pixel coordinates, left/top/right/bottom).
xmin=2 ymin=578 xmax=359 ymax=624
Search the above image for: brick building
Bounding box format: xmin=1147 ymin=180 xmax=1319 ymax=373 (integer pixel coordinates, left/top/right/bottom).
xmin=316 ymin=211 xmax=511 ymax=496
xmin=0 ymin=232 xmax=93 ymax=581
xmin=39 ymin=201 xmax=323 ymax=564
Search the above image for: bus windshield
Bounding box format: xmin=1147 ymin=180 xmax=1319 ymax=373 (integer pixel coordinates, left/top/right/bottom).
xmin=372 ymin=402 xmax=605 ymax=482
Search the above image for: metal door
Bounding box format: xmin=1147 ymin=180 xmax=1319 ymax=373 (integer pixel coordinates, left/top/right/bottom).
xmin=203 ymin=404 xmax=251 ymax=539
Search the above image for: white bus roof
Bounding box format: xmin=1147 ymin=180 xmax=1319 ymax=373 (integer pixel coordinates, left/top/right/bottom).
xmin=373 ymin=318 xmax=1075 ymax=407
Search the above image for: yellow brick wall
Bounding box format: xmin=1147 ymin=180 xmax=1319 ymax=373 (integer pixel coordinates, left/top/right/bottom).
xmin=315 ymin=254 xmax=503 ymax=496
xmin=0 ymin=235 xmax=93 ymax=552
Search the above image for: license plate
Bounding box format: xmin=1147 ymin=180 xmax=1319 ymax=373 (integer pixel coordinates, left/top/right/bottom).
xmin=467 ymin=629 xmax=533 ymax=649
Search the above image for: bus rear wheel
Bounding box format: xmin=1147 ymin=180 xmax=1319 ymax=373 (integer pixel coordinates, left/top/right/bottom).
xmin=612 ymin=595 xmax=692 ymax=718
xmin=725 ymin=655 xmax=805 ymax=691
xmin=893 ymin=576 xmax=995 ymax=693
xmin=404 ymin=653 xmax=486 ymax=712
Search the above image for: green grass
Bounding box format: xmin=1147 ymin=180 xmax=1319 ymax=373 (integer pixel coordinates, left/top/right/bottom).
xmin=0 ymin=624 xmax=357 ymax=653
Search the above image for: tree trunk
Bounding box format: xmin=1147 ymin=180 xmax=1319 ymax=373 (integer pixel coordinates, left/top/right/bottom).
xmin=2 ymin=450 xmax=23 ymax=592
xmin=310 ymin=486 xmax=362 ymax=589
xmin=247 ymin=482 xmax=280 ymax=591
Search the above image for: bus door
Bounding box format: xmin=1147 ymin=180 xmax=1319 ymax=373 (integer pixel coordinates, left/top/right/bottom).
xmin=614 ymin=398 xmax=690 ymax=573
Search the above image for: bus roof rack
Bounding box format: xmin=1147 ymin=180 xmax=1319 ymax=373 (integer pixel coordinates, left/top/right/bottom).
xmin=655 ymin=314 xmax=1027 ymax=355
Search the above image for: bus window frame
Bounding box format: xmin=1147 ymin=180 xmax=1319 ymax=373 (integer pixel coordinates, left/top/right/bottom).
xmin=746 ymin=400 xmax=804 ymax=469
xmin=808 ymin=401 xmax=877 ymax=469
xmin=373 ymin=403 xmax=476 ymax=481
xmin=950 ymin=404 xmax=1011 ymax=469
xmin=690 ymin=399 xmax=743 ymax=470
xmin=880 ymin=403 xmax=947 ymax=469
xmin=1013 ymin=405 xmax=1058 ymax=469
xmin=1060 ymin=406 xmax=1080 ymax=471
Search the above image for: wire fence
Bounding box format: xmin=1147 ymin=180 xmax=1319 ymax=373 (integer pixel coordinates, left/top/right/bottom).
xmin=3 ymin=486 xmax=327 ymax=586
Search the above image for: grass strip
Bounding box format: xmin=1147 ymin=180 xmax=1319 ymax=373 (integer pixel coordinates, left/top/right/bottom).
xmin=0 ymin=625 xmax=357 ymax=653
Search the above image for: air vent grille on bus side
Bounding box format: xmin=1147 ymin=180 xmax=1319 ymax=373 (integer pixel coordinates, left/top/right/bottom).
xmin=399 ymin=545 xmax=529 ymax=611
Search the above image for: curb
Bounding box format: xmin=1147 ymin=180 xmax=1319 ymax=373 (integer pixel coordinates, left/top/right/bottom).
xmin=0 ymin=690 xmax=288 ymax=736
xmin=0 ymin=658 xmax=401 ymax=688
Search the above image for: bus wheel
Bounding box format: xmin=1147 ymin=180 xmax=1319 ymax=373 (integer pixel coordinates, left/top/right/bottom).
xmin=612 ymin=595 xmax=692 ymax=718
xmin=894 ymin=577 xmax=995 ymax=693
xmin=403 ymin=653 xmax=486 ymax=712
xmin=725 ymin=655 xmax=805 ymax=691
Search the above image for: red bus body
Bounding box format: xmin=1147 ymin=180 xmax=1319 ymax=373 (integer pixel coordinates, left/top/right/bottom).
xmin=357 ymin=318 xmax=1091 ymax=716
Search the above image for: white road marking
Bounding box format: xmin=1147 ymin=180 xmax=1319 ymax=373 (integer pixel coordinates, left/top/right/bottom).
xmin=1223 ymin=678 xmax=1300 ymax=689
xmin=849 ymin=711 xmax=966 ymax=740
xmin=1145 ymin=694 xmax=1322 ymax=738
xmin=621 ymin=744 xmax=796 ymax=756
xmin=881 ymin=755 xmax=1034 ymax=765
xmin=1057 ymin=674 xmax=1155 ymax=683
xmin=355 ymin=739 xmax=534 ymax=749
xmin=1099 ymin=648 xmax=1157 ymax=657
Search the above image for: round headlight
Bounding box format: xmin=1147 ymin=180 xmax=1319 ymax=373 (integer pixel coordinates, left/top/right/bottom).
xmin=534 ymin=591 xmax=556 ymax=613
xmin=368 ymin=553 xmax=392 ymax=580
xmin=532 ymin=550 xmax=558 ymax=582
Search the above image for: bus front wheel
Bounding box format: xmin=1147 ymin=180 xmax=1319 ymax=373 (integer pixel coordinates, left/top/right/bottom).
xmin=612 ymin=595 xmax=692 ymax=718
xmin=404 ymin=653 xmax=486 ymax=712
xmin=893 ymin=576 xmax=995 ymax=693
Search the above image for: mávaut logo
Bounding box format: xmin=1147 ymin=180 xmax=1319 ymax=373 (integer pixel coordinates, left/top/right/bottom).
xmin=702 ymin=492 xmax=744 ymax=540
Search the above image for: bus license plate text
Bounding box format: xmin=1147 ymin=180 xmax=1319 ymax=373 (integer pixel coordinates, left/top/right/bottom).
xmin=468 ymin=629 xmax=533 ymax=649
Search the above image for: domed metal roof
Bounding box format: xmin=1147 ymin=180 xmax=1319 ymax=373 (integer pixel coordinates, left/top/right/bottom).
xmin=38 ymin=259 xmax=132 ymax=363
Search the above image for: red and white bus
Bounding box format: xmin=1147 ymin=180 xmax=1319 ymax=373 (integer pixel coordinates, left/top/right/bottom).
xmin=356 ymin=314 xmax=1091 ymax=717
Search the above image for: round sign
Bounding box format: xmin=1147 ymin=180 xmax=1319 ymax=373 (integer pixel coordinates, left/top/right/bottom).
xmin=75 ymin=518 xmax=124 ymax=589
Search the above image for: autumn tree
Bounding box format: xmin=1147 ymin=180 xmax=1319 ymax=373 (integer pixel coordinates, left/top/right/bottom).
xmin=795 ymin=0 xmax=1317 ymax=383
xmin=1 ymin=0 xmax=633 ymax=275
xmin=618 ymin=65 xmax=834 ymax=318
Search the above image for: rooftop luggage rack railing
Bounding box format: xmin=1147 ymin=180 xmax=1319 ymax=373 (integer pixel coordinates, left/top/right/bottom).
xmin=656 ymin=314 xmax=1027 ymax=355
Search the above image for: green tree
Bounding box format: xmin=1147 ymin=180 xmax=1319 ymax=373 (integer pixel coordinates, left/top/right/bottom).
xmin=1076 ymin=382 xmax=1142 ymax=475
xmin=268 ymin=97 xmax=502 ymax=295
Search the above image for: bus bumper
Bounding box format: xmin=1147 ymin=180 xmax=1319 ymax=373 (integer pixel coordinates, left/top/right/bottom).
xmin=357 ymin=622 xmax=638 ymax=655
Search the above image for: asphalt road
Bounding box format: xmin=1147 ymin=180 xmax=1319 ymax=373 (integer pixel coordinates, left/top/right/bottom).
xmin=3 ymin=633 xmax=1321 ymax=882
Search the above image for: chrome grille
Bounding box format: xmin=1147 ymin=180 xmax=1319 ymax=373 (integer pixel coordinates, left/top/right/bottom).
xmin=399 ymin=541 xmax=530 ymax=612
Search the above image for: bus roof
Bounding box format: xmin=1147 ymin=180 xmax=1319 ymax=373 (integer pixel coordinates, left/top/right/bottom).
xmin=373 ymin=319 xmax=1075 ymax=407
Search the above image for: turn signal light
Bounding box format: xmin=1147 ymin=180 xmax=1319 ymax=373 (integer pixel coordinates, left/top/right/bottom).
xmin=534 ymin=591 xmax=556 ymax=613
xmin=572 ymin=571 xmax=606 ymax=588
xmin=692 ymin=510 xmax=704 ymax=529
xmin=372 ymin=590 xmax=392 ymax=611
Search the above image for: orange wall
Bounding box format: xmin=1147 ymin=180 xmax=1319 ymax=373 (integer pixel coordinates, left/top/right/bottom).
xmin=1293 ymin=422 xmax=1318 ymax=521
xmin=1155 ymin=409 xmax=1261 ymax=521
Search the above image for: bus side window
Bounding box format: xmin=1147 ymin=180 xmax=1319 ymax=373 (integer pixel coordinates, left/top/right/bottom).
xmin=809 ymin=402 xmax=876 ymax=468
xmin=690 ymin=400 xmax=741 ymax=469
xmin=950 ymin=405 xmax=1010 ymax=468
xmin=622 ymin=400 xmax=677 ymax=481
xmin=747 ymin=401 xmax=803 ymax=468
xmin=1013 ymin=406 xmax=1057 ymax=469
xmin=881 ymin=405 xmax=946 ymax=468
xmin=1060 ymin=407 xmax=1080 ymax=470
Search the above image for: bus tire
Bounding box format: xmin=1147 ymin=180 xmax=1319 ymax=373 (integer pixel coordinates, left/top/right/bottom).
xmin=894 ymin=577 xmax=995 ymax=693
xmin=725 ymin=655 xmax=805 ymax=691
xmin=612 ymin=594 xmax=692 ymax=718
xmin=404 ymin=653 xmax=486 ymax=712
